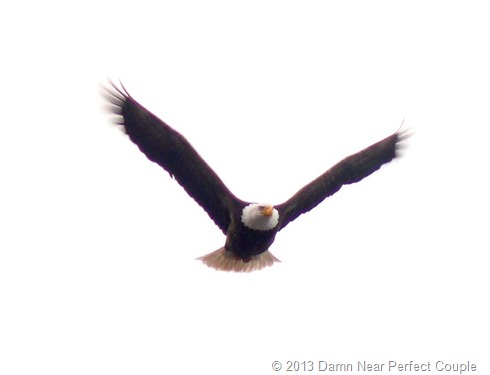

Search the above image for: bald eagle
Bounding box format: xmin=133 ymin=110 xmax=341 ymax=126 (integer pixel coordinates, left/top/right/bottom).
xmin=104 ymin=83 xmax=408 ymax=272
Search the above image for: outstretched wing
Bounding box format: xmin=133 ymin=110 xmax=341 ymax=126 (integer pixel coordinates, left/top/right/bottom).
xmin=275 ymin=130 xmax=408 ymax=231
xmin=103 ymin=82 xmax=243 ymax=234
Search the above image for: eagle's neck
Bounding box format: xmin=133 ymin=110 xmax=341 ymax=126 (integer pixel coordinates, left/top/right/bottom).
xmin=241 ymin=203 xmax=279 ymax=231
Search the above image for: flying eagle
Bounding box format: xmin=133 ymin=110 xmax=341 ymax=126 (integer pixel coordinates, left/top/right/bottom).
xmin=104 ymin=83 xmax=408 ymax=272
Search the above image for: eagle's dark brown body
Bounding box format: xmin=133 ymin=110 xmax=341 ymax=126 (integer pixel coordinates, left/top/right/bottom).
xmin=225 ymin=219 xmax=278 ymax=260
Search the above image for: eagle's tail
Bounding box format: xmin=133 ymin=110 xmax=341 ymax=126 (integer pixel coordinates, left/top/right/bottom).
xmin=197 ymin=247 xmax=280 ymax=272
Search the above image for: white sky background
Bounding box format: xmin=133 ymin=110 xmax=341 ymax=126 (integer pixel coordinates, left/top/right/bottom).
xmin=1 ymin=1 xmax=488 ymax=374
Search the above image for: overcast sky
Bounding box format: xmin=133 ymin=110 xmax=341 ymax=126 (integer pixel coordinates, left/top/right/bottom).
xmin=1 ymin=1 xmax=488 ymax=374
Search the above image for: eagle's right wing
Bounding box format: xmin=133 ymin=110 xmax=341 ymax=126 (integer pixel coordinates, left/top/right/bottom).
xmin=103 ymin=83 xmax=244 ymax=234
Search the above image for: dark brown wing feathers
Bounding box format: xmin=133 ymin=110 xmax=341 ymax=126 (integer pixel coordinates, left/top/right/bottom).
xmin=103 ymin=83 xmax=242 ymax=234
xmin=276 ymin=130 xmax=408 ymax=230
xmin=104 ymin=82 xmax=407 ymax=235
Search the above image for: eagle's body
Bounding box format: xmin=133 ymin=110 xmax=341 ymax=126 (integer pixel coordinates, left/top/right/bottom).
xmin=228 ymin=208 xmax=278 ymax=257
xmin=104 ymin=83 xmax=408 ymax=272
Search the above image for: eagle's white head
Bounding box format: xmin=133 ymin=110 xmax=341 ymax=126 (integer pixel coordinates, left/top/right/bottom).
xmin=241 ymin=203 xmax=279 ymax=231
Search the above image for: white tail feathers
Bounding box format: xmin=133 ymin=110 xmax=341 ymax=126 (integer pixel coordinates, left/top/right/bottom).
xmin=197 ymin=247 xmax=280 ymax=272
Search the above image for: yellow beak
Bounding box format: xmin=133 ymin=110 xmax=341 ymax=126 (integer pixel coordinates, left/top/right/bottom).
xmin=260 ymin=205 xmax=273 ymax=217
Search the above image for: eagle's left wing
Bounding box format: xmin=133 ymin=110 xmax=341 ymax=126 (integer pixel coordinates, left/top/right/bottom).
xmin=275 ymin=130 xmax=408 ymax=231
